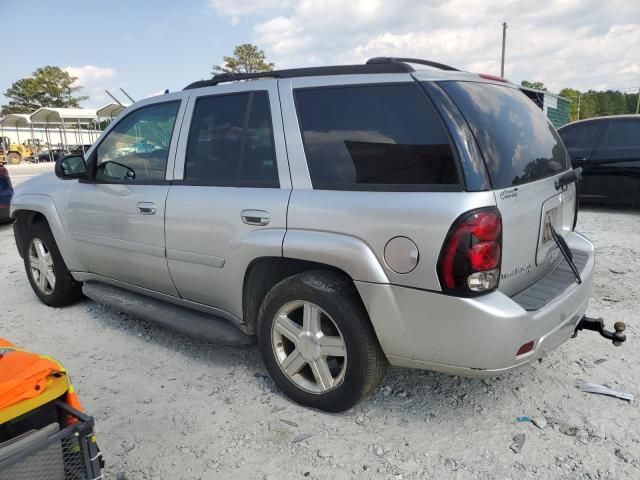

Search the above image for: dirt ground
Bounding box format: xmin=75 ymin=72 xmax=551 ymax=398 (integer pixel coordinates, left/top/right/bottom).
xmin=1 ymin=197 xmax=639 ymax=479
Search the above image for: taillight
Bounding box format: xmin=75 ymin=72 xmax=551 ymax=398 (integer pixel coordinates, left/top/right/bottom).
xmin=437 ymin=208 xmax=502 ymax=295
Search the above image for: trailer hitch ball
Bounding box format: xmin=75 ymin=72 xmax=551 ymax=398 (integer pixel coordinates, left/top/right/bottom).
xmin=613 ymin=322 xmax=626 ymax=346
xmin=575 ymin=317 xmax=627 ymax=346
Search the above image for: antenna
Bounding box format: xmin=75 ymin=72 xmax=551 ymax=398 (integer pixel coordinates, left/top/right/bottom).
xmin=104 ymin=90 xmax=124 ymax=106
xmin=119 ymin=88 xmax=136 ymax=103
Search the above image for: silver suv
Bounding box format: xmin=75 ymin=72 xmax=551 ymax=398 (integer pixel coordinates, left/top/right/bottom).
xmin=11 ymin=58 xmax=599 ymax=411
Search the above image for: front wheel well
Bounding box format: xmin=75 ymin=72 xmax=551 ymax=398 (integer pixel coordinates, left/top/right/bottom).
xmin=13 ymin=210 xmax=50 ymax=258
xmin=243 ymin=257 xmax=359 ymax=335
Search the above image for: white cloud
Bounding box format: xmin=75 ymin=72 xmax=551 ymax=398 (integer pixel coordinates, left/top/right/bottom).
xmin=207 ymin=0 xmax=293 ymax=23
xmin=249 ymin=0 xmax=640 ymax=92
xmin=64 ymin=65 xmax=118 ymax=108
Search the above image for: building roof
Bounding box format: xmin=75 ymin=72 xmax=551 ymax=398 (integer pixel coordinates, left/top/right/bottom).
xmin=30 ymin=107 xmax=98 ymax=124
xmin=0 ymin=114 xmax=31 ymax=127
xmin=96 ymin=103 xmax=128 ymax=118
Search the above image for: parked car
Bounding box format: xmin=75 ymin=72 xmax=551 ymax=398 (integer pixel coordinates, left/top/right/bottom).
xmin=0 ymin=163 xmax=13 ymax=224
xmin=37 ymin=149 xmax=69 ymax=163
xmin=11 ymin=58 xmax=609 ymax=411
xmin=558 ymin=115 xmax=640 ymax=206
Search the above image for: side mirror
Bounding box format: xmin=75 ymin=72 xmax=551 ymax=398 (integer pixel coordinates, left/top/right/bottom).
xmin=55 ymin=155 xmax=87 ymax=180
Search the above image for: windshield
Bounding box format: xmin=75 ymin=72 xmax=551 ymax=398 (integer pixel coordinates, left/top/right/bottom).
xmin=439 ymin=81 xmax=568 ymax=188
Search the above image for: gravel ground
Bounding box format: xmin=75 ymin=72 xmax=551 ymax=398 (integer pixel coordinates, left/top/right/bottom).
xmin=1 ymin=207 xmax=638 ymax=480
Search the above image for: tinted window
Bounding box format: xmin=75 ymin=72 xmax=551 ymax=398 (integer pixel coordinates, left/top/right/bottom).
xmin=295 ymin=84 xmax=458 ymax=190
xmin=441 ymin=82 xmax=568 ymax=188
xmin=559 ymin=122 xmax=605 ymax=154
xmin=600 ymin=120 xmax=640 ymax=149
xmin=184 ymin=92 xmax=278 ymax=187
xmin=96 ymin=102 xmax=179 ymax=182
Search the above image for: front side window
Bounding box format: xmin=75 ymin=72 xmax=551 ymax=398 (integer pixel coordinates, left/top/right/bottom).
xmin=294 ymin=83 xmax=459 ymax=190
xmin=600 ymin=120 xmax=640 ymax=150
xmin=184 ymin=91 xmax=278 ymax=187
xmin=95 ymin=101 xmax=180 ymax=182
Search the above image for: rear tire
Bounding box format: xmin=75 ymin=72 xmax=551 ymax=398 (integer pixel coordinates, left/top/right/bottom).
xmin=257 ymin=270 xmax=387 ymax=412
xmin=7 ymin=152 xmax=21 ymax=165
xmin=22 ymin=222 xmax=83 ymax=307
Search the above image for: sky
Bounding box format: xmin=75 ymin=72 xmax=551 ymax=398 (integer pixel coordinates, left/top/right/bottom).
xmin=1 ymin=0 xmax=639 ymax=109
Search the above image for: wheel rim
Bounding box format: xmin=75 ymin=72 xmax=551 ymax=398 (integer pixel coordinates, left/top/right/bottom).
xmin=271 ymin=301 xmax=347 ymax=394
xmin=28 ymin=238 xmax=56 ymax=295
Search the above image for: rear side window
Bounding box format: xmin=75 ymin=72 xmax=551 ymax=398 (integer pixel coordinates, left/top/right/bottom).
xmin=441 ymin=81 xmax=568 ymax=188
xmin=559 ymin=122 xmax=605 ymax=155
xmin=294 ymin=84 xmax=459 ymax=190
xmin=184 ymin=91 xmax=278 ymax=187
xmin=600 ymin=120 xmax=640 ymax=149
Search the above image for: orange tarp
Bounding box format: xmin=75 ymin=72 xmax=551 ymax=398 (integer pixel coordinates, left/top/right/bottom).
xmin=0 ymin=339 xmax=82 ymax=414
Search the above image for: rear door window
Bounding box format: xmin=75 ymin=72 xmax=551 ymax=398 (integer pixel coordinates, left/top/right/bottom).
xmin=294 ymin=83 xmax=459 ymax=190
xmin=184 ymin=91 xmax=278 ymax=187
xmin=558 ymin=122 xmax=606 ymax=160
xmin=440 ymin=81 xmax=568 ymax=188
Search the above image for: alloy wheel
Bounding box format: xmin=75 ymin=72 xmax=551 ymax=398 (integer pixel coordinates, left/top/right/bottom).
xmin=271 ymin=301 xmax=347 ymax=393
xmin=28 ymin=238 xmax=56 ymax=295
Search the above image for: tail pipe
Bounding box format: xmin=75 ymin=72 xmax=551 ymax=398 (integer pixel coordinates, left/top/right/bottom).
xmin=574 ymin=316 xmax=627 ymax=346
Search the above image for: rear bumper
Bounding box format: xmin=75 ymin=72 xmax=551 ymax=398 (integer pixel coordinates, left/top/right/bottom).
xmin=356 ymin=231 xmax=594 ymax=377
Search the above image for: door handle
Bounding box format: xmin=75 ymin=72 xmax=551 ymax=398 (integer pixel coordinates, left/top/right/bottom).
xmin=137 ymin=202 xmax=157 ymax=215
xmin=241 ymin=209 xmax=270 ymax=226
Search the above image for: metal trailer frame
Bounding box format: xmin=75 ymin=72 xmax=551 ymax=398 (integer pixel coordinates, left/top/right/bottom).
xmin=0 ymin=400 xmax=103 ymax=479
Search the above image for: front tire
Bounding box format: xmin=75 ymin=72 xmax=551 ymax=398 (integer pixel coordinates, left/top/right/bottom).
xmin=258 ymin=271 xmax=387 ymax=412
xmin=7 ymin=152 xmax=21 ymax=165
xmin=22 ymin=222 xmax=83 ymax=307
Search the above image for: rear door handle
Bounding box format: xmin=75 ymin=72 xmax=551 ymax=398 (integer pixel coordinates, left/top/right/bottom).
xmin=137 ymin=202 xmax=157 ymax=215
xmin=241 ymin=209 xmax=270 ymax=226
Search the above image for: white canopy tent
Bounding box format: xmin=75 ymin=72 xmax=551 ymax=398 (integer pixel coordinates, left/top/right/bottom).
xmin=0 ymin=114 xmax=32 ymax=144
xmin=29 ymin=107 xmax=100 ymax=154
xmin=96 ymin=103 xmax=128 ymax=120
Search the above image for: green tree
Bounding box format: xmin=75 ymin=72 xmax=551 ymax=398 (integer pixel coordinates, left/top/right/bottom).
xmin=1 ymin=66 xmax=88 ymax=115
xmin=520 ymin=80 xmax=547 ymax=91
xmin=211 ymin=44 xmax=274 ymax=76
xmin=559 ymin=87 xmax=580 ymax=121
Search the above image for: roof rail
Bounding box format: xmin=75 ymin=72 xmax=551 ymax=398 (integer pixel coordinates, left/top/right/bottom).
xmin=183 ymin=62 xmax=414 ymax=90
xmin=366 ymin=57 xmax=459 ymax=72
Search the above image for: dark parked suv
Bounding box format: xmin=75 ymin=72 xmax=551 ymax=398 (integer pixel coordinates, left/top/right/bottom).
xmin=558 ymin=115 xmax=640 ymax=206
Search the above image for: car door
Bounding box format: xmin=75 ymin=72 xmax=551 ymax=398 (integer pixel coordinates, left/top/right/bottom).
xmin=558 ymin=120 xmax=608 ymax=197
xmin=165 ymin=81 xmax=290 ymax=319
xmin=588 ymin=119 xmax=640 ymax=203
xmin=67 ymin=93 xmax=188 ymax=295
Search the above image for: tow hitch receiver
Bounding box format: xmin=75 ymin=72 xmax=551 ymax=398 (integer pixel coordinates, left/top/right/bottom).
xmin=574 ymin=316 xmax=627 ymax=346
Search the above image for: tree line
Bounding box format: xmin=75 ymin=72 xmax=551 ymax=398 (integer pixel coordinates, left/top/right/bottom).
xmin=521 ymin=80 xmax=638 ymax=121
xmin=1 ymin=45 xmax=637 ymax=124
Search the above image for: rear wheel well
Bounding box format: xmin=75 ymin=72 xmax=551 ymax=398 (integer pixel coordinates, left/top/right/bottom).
xmin=13 ymin=210 xmax=49 ymax=258
xmin=243 ymin=258 xmax=358 ymax=335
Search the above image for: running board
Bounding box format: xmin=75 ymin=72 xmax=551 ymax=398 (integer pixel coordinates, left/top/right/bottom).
xmin=82 ymin=282 xmax=253 ymax=345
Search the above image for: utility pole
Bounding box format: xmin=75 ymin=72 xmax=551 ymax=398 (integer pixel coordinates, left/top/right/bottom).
xmin=636 ymin=85 xmax=640 ymax=114
xmin=577 ymin=93 xmax=581 ymax=120
xmin=500 ymin=22 xmax=508 ymax=78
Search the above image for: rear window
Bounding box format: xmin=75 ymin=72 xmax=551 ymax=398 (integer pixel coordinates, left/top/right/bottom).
xmin=440 ymin=81 xmax=568 ymax=188
xmin=294 ymin=83 xmax=459 ymax=190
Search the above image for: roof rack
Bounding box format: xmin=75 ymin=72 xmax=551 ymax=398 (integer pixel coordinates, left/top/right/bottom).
xmin=366 ymin=57 xmax=459 ymax=71
xmin=183 ymin=62 xmax=414 ymax=90
xmin=183 ymin=57 xmax=459 ymax=90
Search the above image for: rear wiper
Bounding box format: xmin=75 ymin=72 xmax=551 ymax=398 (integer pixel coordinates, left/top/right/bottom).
xmin=549 ymin=224 xmax=581 ymax=284
xmin=555 ymin=167 xmax=582 ymax=191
